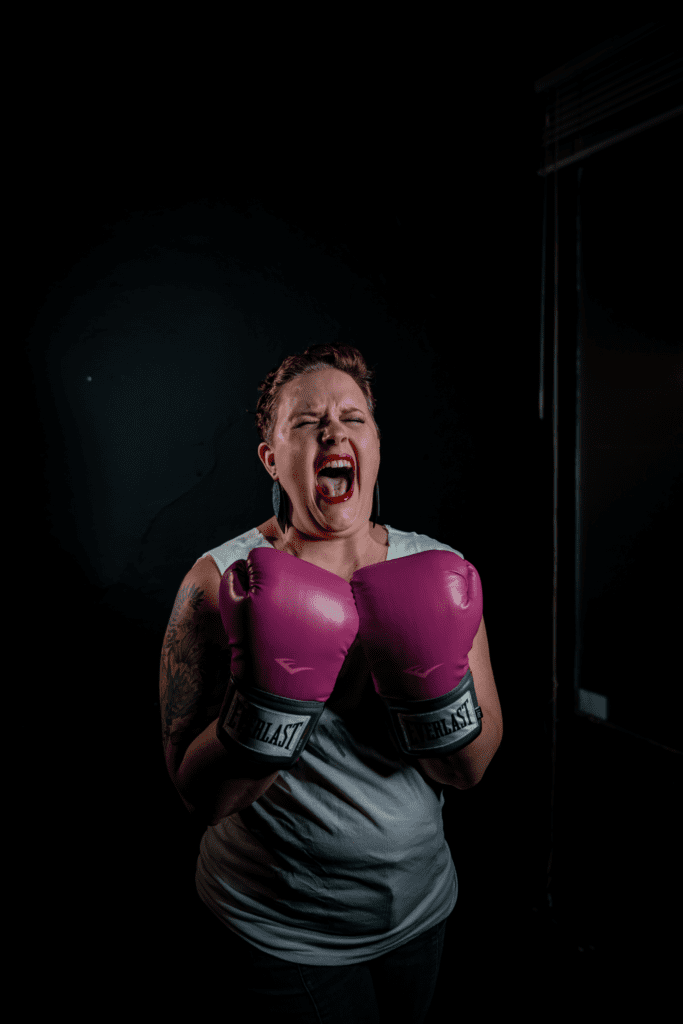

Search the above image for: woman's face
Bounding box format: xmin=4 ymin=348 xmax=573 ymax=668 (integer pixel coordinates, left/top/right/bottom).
xmin=259 ymin=368 xmax=381 ymax=535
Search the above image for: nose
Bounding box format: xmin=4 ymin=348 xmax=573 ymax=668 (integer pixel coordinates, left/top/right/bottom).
xmin=321 ymin=418 xmax=348 ymax=443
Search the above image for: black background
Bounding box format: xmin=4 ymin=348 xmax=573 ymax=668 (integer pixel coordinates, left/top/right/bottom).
xmin=19 ymin=15 xmax=680 ymax=1017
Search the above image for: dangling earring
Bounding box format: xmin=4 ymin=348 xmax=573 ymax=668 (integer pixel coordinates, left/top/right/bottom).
xmin=371 ymin=479 xmax=380 ymax=526
xmin=272 ymin=480 xmax=289 ymax=534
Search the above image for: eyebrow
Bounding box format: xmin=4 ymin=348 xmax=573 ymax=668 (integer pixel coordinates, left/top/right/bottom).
xmin=288 ymin=406 xmax=365 ymax=420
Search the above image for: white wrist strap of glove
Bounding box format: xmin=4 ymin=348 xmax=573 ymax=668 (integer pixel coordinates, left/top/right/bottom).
xmin=380 ymin=668 xmax=483 ymax=759
xmin=217 ymin=672 xmax=325 ymax=777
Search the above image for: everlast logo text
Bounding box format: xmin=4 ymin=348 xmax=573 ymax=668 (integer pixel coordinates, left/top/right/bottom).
xmin=223 ymin=690 xmax=309 ymax=754
xmin=396 ymin=689 xmax=481 ymax=755
xmin=403 ymin=695 xmax=475 ymax=746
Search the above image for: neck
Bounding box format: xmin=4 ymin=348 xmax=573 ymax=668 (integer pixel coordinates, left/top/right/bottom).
xmin=281 ymin=520 xmax=379 ymax=570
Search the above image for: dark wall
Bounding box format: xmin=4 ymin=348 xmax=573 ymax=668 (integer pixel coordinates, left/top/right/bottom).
xmin=577 ymin=127 xmax=681 ymax=747
xmin=21 ymin=18 xmax=679 ymax=1014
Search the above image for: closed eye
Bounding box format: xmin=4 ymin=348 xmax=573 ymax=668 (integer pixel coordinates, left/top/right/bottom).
xmin=296 ymin=418 xmax=365 ymax=426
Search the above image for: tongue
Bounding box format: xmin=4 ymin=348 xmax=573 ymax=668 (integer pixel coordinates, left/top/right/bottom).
xmin=317 ymin=474 xmax=349 ymax=497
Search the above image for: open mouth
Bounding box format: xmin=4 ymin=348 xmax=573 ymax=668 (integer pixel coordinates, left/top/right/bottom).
xmin=315 ymin=457 xmax=355 ymax=503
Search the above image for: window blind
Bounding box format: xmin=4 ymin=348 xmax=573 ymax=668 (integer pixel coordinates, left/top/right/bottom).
xmin=535 ymin=23 xmax=682 ymax=176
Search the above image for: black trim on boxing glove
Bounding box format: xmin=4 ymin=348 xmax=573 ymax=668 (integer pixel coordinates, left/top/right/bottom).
xmin=380 ymin=668 xmax=483 ymax=759
xmin=216 ymin=672 xmax=325 ymax=778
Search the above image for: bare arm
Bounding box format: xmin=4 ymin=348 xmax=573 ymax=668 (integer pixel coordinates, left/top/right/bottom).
xmin=418 ymin=616 xmax=503 ymax=789
xmin=177 ymin=714 xmax=279 ymax=824
xmin=159 ymin=556 xmax=278 ymax=824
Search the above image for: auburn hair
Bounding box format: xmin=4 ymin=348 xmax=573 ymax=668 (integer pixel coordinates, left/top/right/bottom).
xmin=255 ymin=344 xmax=380 ymax=447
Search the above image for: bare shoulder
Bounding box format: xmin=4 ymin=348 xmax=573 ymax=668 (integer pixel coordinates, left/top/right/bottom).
xmin=171 ymin=555 xmax=228 ymax=644
xmin=189 ymin=553 xmax=221 ymax=603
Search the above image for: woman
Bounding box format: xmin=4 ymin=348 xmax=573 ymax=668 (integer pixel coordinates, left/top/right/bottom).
xmin=159 ymin=344 xmax=503 ymax=1023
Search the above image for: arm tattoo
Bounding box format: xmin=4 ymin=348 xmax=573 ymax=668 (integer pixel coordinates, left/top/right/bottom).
xmin=160 ymin=581 xmax=217 ymax=752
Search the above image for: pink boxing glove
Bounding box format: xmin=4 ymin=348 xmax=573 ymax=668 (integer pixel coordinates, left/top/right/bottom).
xmin=351 ymin=550 xmax=483 ymax=759
xmin=217 ymin=546 xmax=359 ymax=776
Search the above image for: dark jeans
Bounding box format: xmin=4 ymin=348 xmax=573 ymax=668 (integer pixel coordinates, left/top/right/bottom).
xmin=201 ymin=907 xmax=447 ymax=1024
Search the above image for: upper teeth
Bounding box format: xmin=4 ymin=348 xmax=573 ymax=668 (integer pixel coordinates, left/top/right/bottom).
xmin=320 ymin=459 xmax=353 ymax=471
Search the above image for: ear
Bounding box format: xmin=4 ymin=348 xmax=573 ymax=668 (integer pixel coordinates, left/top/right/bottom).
xmin=258 ymin=442 xmax=277 ymax=478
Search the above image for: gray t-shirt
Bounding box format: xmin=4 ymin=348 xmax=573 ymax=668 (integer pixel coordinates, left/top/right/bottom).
xmin=194 ymin=523 xmax=465 ymax=965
